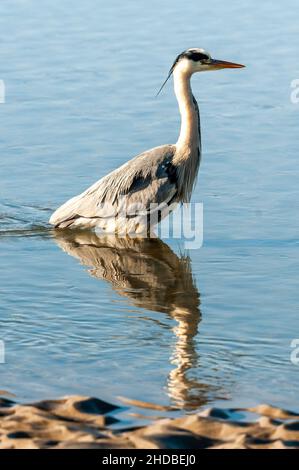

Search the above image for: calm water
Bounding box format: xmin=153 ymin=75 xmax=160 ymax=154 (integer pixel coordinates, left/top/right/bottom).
xmin=1 ymin=0 xmax=299 ymax=419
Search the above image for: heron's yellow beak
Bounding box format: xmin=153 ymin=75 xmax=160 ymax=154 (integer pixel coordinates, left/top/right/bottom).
xmin=209 ymin=59 xmax=245 ymax=69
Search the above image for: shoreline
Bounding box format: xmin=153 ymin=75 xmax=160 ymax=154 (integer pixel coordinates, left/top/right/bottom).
xmin=0 ymin=394 xmax=298 ymax=449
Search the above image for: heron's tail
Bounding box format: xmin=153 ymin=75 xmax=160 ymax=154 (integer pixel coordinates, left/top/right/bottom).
xmin=49 ymin=194 xmax=82 ymax=228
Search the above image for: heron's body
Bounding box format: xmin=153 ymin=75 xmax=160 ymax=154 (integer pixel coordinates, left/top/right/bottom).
xmin=49 ymin=48 xmax=244 ymax=233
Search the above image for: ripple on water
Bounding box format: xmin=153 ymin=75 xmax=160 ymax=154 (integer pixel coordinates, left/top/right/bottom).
xmin=0 ymin=202 xmax=51 ymax=238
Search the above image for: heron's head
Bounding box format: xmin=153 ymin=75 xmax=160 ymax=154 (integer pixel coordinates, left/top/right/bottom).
xmin=157 ymin=48 xmax=245 ymax=94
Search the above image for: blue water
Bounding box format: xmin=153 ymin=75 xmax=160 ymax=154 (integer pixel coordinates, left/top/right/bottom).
xmin=0 ymin=0 xmax=299 ymax=417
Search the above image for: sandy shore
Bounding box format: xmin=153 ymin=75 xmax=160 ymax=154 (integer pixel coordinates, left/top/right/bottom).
xmin=0 ymin=394 xmax=298 ymax=449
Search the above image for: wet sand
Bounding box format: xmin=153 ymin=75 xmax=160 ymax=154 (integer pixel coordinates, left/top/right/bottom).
xmin=0 ymin=395 xmax=298 ymax=449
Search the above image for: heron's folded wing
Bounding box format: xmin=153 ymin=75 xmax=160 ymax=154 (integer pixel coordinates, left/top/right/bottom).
xmin=50 ymin=144 xmax=177 ymax=226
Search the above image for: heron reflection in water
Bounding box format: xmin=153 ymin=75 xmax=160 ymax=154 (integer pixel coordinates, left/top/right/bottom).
xmin=53 ymin=230 xmax=214 ymax=409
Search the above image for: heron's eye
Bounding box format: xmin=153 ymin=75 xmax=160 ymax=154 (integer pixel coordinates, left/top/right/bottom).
xmin=187 ymin=51 xmax=209 ymax=62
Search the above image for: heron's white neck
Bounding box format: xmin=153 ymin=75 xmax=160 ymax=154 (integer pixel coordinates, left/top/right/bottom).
xmin=173 ymin=69 xmax=200 ymax=153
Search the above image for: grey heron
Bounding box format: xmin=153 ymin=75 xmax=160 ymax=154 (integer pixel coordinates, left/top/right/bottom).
xmin=49 ymin=48 xmax=244 ymax=233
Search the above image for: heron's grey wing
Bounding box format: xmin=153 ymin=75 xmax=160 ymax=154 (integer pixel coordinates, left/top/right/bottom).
xmin=49 ymin=144 xmax=177 ymax=227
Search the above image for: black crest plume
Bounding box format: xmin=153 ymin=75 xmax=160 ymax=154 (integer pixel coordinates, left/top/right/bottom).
xmin=156 ymin=50 xmax=209 ymax=96
xmin=156 ymin=52 xmax=184 ymax=96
